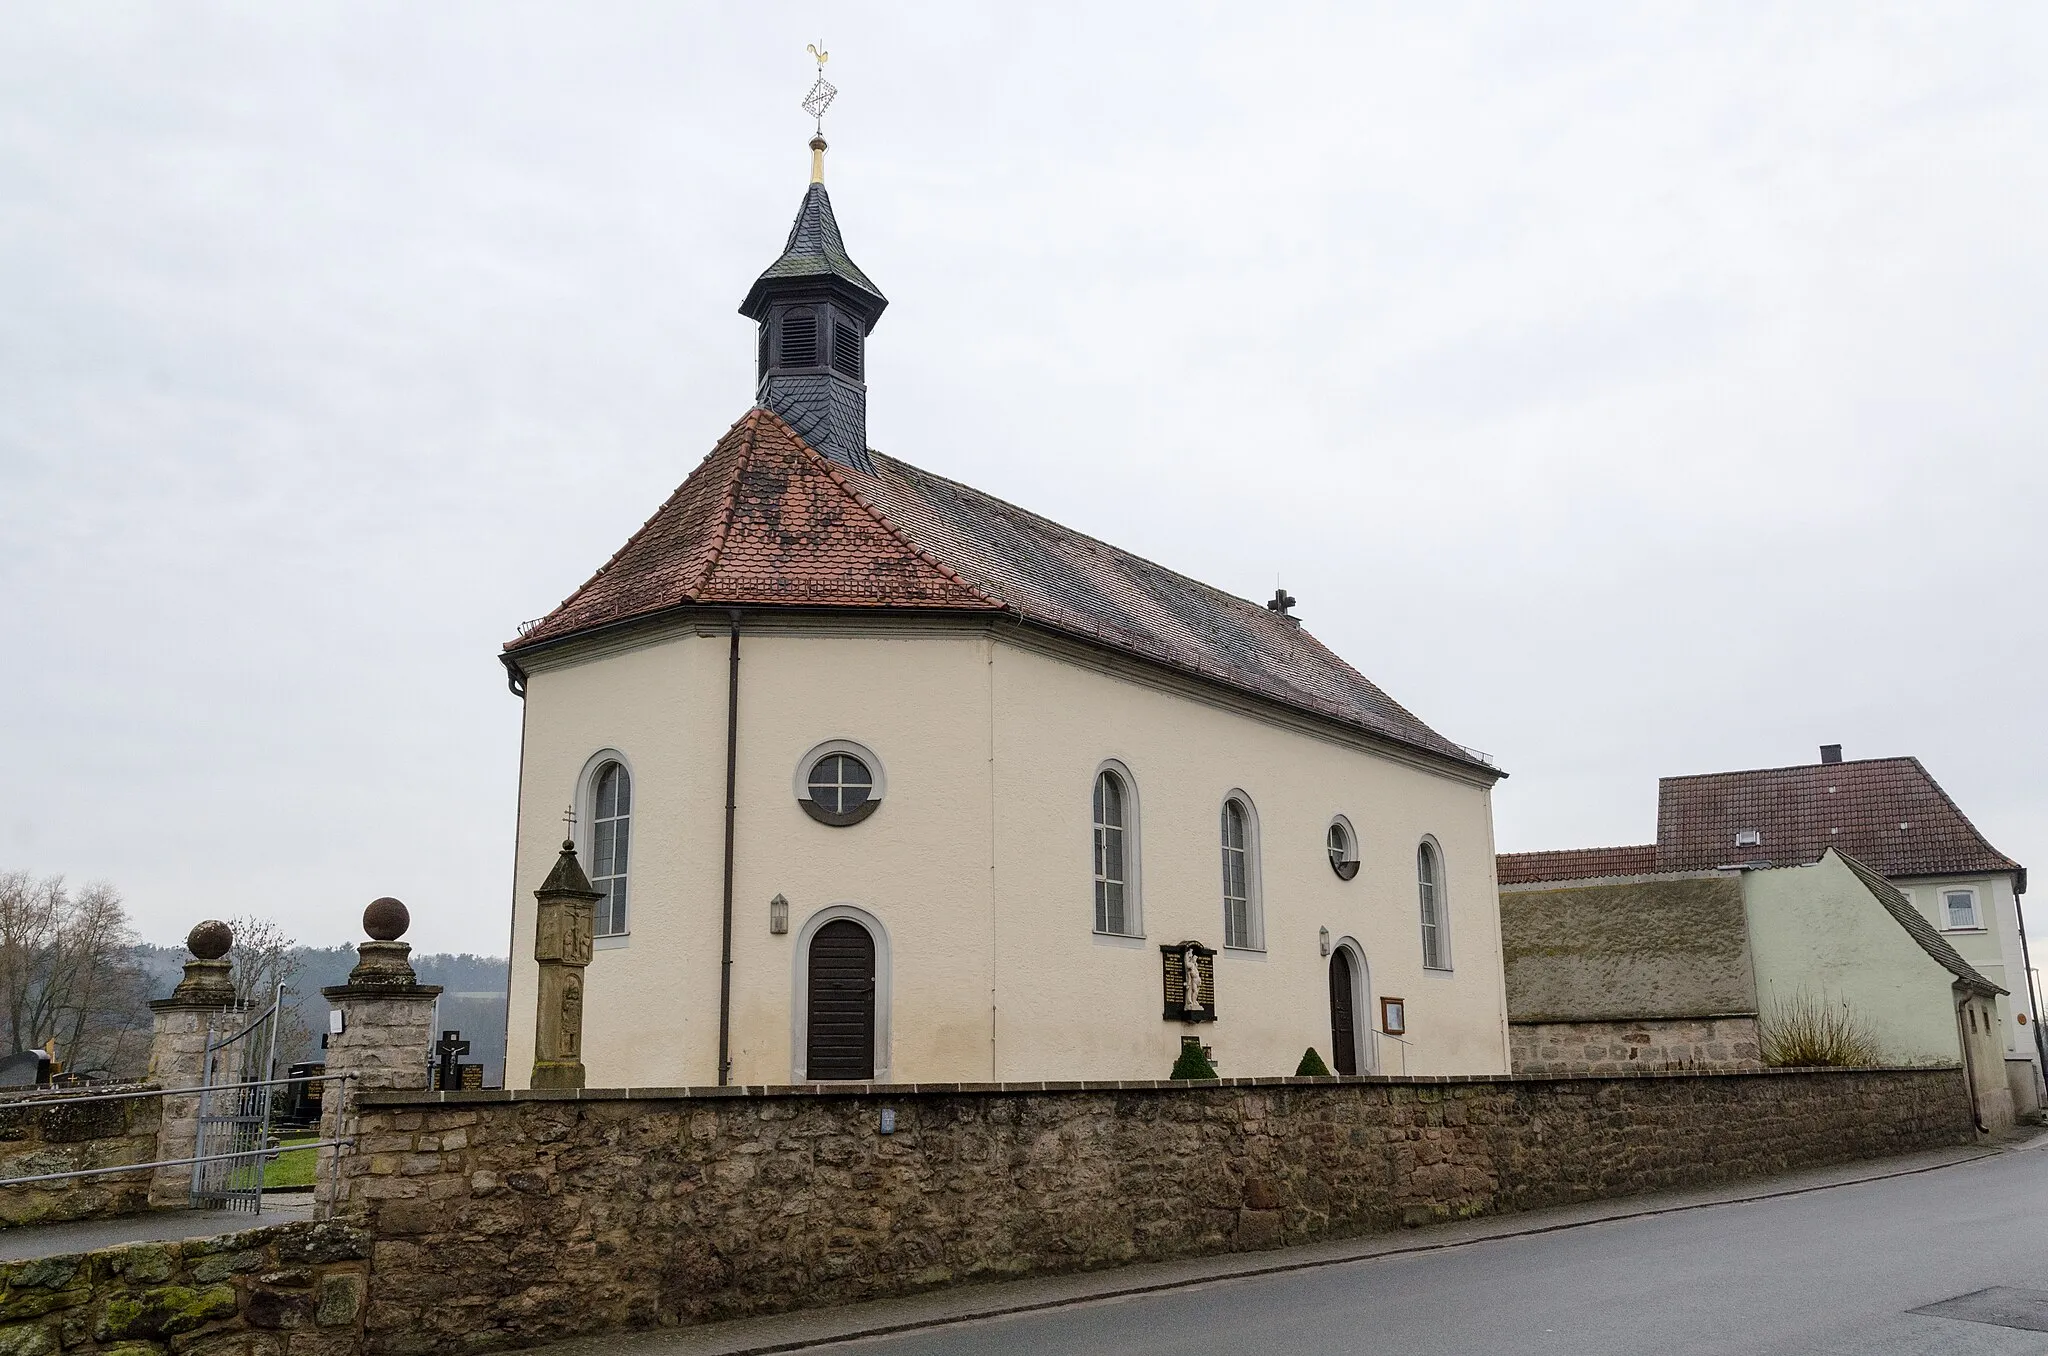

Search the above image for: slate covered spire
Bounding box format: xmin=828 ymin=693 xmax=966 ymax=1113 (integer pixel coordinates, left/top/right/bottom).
xmin=740 ymin=136 xmax=888 ymax=473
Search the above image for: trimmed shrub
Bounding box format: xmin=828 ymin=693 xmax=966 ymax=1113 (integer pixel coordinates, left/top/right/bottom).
xmin=1295 ymin=1047 xmax=1332 ymax=1077
xmin=1169 ymin=1040 xmax=1218 ymax=1081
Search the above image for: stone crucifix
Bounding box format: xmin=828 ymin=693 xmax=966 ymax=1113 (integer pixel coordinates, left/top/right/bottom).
xmin=531 ymin=838 xmax=602 ymax=1089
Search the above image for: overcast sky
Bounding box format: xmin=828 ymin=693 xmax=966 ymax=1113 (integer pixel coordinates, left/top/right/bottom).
xmin=3 ymin=4 xmax=2043 ymax=954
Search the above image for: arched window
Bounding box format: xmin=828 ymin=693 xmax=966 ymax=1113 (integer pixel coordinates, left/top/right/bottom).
xmin=591 ymin=762 xmax=631 ymax=936
xmin=1221 ymin=795 xmax=1263 ymax=950
xmin=1418 ymin=839 xmax=1448 ymax=969
xmin=1093 ymin=768 xmax=1134 ymax=935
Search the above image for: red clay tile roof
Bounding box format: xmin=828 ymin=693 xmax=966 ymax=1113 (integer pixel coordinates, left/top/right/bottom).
xmin=1496 ymin=845 xmax=1658 ymax=886
xmin=1655 ymin=757 xmax=2021 ymax=880
xmin=509 ymin=407 xmax=1489 ymax=773
xmin=512 ymin=409 xmax=999 ymax=645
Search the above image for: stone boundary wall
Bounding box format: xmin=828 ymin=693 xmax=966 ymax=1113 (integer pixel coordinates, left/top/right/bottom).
xmin=0 ymin=1089 xmax=162 ymax=1227
xmin=0 ymin=1220 xmax=369 ymax=1356
xmin=1509 ymin=1017 xmax=1763 ymax=1075
xmin=340 ymin=1067 xmax=1971 ymax=1354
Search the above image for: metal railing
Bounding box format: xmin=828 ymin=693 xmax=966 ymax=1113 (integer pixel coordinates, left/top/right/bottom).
xmin=1372 ymin=1029 xmax=1415 ymax=1077
xmin=0 ymin=1072 xmax=353 ymax=1195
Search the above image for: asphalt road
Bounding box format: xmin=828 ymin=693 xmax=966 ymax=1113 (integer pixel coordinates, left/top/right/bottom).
xmin=830 ymin=1142 xmax=2048 ymax=1356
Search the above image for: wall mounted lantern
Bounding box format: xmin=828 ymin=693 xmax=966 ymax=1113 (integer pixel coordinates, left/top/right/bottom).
xmin=1318 ymin=927 xmax=1331 ymax=956
xmin=769 ymin=894 xmax=789 ymax=935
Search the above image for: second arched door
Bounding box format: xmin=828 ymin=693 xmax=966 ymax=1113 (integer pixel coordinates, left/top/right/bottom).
xmin=807 ymin=919 xmax=877 ymax=1081
xmin=1329 ymin=948 xmax=1359 ymax=1076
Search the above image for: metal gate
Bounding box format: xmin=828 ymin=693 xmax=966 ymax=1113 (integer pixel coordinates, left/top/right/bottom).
xmin=191 ymin=983 xmax=285 ymax=1211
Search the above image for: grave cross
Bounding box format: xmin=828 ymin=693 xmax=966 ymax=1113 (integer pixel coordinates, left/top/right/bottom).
xmin=435 ymin=1029 xmax=470 ymax=1091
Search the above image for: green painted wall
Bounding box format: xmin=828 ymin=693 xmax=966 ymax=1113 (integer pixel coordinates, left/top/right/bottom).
xmin=1743 ymin=855 xmax=1960 ymax=1066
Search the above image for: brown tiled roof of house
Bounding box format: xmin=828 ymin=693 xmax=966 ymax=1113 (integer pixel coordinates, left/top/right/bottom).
xmin=509 ymin=407 xmax=1489 ymax=773
xmin=1496 ymin=845 xmax=1658 ymax=886
xmin=1655 ymin=757 xmax=2021 ymax=880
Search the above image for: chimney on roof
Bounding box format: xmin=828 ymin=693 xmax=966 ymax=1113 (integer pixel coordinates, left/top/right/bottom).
xmin=1820 ymin=744 xmax=1843 ymax=765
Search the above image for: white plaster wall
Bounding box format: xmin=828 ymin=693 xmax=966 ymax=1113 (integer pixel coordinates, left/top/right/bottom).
xmin=1894 ymin=874 xmax=2038 ymax=1066
xmin=505 ymin=623 xmax=1509 ymax=1087
xmin=1742 ymin=856 xmax=1962 ymax=1066
xmin=987 ymin=642 xmax=1506 ymax=1081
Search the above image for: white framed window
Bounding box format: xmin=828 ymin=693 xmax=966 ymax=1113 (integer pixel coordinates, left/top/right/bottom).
xmin=1327 ymin=815 xmax=1360 ymax=881
xmin=1092 ymin=762 xmax=1142 ymax=937
xmin=1942 ymin=888 xmax=1982 ymax=931
xmin=1418 ymin=838 xmax=1450 ymax=970
xmin=590 ymin=761 xmax=631 ymax=937
xmin=1221 ymin=793 xmax=1264 ymax=950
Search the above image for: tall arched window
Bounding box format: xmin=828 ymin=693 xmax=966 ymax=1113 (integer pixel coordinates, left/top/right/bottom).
xmin=1093 ymin=768 xmax=1132 ymax=935
xmin=1418 ymin=839 xmax=1448 ymax=969
xmin=591 ymin=762 xmax=631 ymax=936
xmin=1221 ymin=795 xmax=1262 ymax=950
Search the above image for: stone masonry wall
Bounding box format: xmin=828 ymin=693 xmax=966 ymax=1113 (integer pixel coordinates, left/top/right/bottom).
xmin=343 ymin=1067 xmax=1970 ymax=1354
xmin=0 ymin=1090 xmax=161 ymax=1227
xmin=0 ymin=1220 xmax=369 ymax=1356
xmin=1509 ymin=1017 xmax=1764 ymax=1075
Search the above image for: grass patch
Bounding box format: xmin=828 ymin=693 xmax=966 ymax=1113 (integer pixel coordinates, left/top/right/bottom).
xmin=262 ymin=1135 xmax=320 ymax=1190
xmin=1760 ymin=990 xmax=1881 ymax=1068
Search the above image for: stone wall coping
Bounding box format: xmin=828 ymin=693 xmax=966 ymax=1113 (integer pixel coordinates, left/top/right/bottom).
xmin=0 ymin=1081 xmax=159 ymax=1105
xmin=359 ymin=1064 xmax=1962 ymax=1107
xmin=1508 ymin=1012 xmax=1761 ymax=1025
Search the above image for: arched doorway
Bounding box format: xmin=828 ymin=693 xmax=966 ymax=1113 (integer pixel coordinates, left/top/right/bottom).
xmin=1329 ymin=947 xmax=1360 ymax=1075
xmin=806 ymin=919 xmax=876 ymax=1080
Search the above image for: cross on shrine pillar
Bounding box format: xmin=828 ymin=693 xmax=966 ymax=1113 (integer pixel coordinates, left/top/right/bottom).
xmin=530 ymin=839 xmax=601 ymax=1090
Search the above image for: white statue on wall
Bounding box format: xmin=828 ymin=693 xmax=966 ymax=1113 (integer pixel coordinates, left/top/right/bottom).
xmin=1182 ymin=946 xmax=1205 ymax=1015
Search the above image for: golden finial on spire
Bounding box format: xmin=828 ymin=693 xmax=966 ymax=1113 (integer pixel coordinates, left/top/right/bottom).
xmin=802 ymin=43 xmax=836 ymax=183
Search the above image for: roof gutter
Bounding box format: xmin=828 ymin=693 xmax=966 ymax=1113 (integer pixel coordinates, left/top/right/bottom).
xmin=500 ymin=654 xmax=527 ymax=699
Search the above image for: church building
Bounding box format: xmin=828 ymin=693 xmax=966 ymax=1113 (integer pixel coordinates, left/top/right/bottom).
xmin=499 ymin=130 xmax=1511 ymax=1088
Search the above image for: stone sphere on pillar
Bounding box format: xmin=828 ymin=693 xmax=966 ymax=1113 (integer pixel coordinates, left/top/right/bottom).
xmin=363 ymin=897 xmax=410 ymax=942
xmin=186 ymin=920 xmax=233 ymax=960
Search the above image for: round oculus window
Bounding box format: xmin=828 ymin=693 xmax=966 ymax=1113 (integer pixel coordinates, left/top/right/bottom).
xmin=802 ymin=750 xmax=880 ymax=826
xmin=1328 ymin=820 xmax=1359 ymax=880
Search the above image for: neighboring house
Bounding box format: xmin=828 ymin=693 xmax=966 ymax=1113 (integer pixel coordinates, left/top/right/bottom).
xmin=1499 ymin=849 xmax=2013 ymax=1130
xmin=496 ymin=139 xmax=1511 ymax=1088
xmin=1501 ymin=745 xmax=2037 ymax=1114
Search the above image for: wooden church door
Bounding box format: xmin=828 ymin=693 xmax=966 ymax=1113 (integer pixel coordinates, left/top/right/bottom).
xmin=806 ymin=919 xmax=876 ymax=1080
xmin=1329 ymin=948 xmax=1359 ymax=1076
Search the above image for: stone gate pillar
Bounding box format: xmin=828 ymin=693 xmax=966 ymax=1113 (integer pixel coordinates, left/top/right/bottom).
xmin=145 ymin=920 xmax=237 ymax=1209
xmin=316 ymin=897 xmax=440 ymax=1218
xmin=530 ymin=839 xmax=600 ymax=1090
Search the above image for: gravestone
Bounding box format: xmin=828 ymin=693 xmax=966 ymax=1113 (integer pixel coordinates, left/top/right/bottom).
xmin=432 ymin=1030 xmax=483 ymax=1091
xmin=0 ymin=1051 xmax=49 ymax=1089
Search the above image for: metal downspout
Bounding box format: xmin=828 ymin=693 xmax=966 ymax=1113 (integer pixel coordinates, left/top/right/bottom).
xmin=717 ymin=612 xmax=742 ymax=1085
xmin=2014 ymin=880 xmax=2047 ymax=1092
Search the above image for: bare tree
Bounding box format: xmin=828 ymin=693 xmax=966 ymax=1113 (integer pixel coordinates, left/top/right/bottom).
xmin=0 ymin=872 xmax=152 ymax=1076
xmin=226 ymin=915 xmax=311 ymax=1064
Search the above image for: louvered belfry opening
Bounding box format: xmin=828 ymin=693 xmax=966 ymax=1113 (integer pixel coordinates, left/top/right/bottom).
xmin=779 ymin=312 xmax=820 ymax=366
xmin=831 ymin=320 xmax=862 ymax=379
xmin=740 ymin=178 xmax=888 ymax=473
xmin=806 ymin=919 xmax=876 ymax=1080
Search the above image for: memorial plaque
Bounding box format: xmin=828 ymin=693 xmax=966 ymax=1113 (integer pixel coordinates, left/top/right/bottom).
xmin=1160 ymin=941 xmax=1218 ymax=1023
